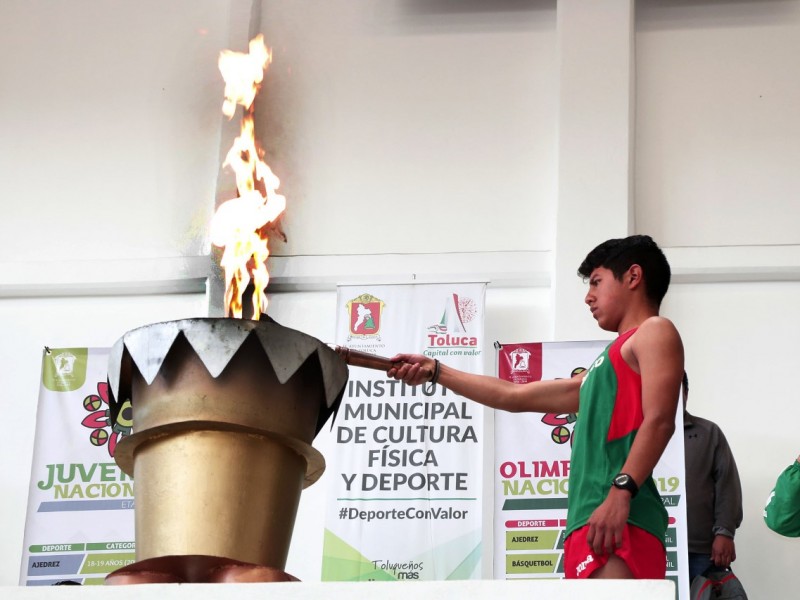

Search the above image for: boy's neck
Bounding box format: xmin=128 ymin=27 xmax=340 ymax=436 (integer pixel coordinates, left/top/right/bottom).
xmin=616 ymin=305 xmax=659 ymax=335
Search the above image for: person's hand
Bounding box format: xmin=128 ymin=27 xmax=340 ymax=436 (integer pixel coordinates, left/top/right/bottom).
xmin=711 ymin=534 xmax=736 ymax=568
xmin=585 ymin=487 xmax=631 ymax=555
xmin=387 ymin=353 xmax=433 ymax=385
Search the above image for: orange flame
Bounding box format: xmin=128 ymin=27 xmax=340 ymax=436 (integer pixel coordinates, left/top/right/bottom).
xmin=210 ymin=34 xmax=284 ymax=320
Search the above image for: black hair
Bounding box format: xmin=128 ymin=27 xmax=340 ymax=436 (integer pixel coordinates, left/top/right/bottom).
xmin=577 ymin=235 xmax=671 ymax=306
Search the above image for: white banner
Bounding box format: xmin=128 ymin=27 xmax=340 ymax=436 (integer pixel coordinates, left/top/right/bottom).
xmin=20 ymin=347 xmax=135 ymax=586
xmin=493 ymin=340 xmax=688 ymax=599
xmin=322 ymin=283 xmax=486 ymax=581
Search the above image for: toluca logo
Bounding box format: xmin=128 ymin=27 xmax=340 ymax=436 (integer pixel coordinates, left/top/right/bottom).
xmin=509 ymin=348 xmax=531 ymax=372
xmin=346 ymin=293 xmax=385 ymax=341
xmin=427 ymin=334 xmax=477 ymax=347
xmin=426 ymin=293 xmax=478 ymax=347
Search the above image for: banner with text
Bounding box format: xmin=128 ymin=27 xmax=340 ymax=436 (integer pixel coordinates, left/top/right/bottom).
xmin=494 ymin=340 xmax=688 ymax=599
xmin=20 ymin=348 xmax=134 ymax=586
xmin=322 ymin=283 xmax=486 ymax=581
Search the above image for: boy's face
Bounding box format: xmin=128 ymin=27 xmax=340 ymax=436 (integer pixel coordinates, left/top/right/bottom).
xmin=584 ymin=266 xmax=628 ymax=332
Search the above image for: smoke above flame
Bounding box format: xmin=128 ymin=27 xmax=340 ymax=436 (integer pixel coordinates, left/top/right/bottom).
xmin=210 ymin=34 xmax=285 ymax=320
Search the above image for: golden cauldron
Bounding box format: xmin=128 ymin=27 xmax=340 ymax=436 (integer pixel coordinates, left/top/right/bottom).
xmin=103 ymin=317 xmax=347 ymax=583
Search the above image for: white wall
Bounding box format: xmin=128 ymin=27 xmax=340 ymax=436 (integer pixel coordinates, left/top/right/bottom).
xmin=0 ymin=0 xmax=232 ymax=261
xmin=636 ymin=0 xmax=800 ymax=246
xmin=1 ymin=1 xmax=799 ymax=597
xmin=252 ymin=0 xmax=558 ymax=256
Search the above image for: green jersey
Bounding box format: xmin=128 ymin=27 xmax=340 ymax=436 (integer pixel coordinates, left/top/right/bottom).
xmin=565 ymin=328 xmax=668 ymax=544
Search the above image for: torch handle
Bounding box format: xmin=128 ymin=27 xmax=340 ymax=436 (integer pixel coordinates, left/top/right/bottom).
xmin=334 ymin=346 xmax=433 ymax=379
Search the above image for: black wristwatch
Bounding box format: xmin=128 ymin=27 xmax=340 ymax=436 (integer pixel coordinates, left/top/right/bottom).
xmin=611 ymin=473 xmax=639 ymax=498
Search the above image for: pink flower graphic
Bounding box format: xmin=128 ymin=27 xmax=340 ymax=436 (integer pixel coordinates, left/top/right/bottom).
xmin=80 ymin=382 xmax=132 ymax=457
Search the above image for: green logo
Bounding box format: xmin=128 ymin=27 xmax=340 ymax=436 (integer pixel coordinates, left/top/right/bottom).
xmin=43 ymin=348 xmax=89 ymax=392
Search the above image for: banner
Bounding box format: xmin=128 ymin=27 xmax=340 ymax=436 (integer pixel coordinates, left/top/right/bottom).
xmin=493 ymin=340 xmax=688 ymax=599
xmin=322 ymin=283 xmax=486 ymax=581
xmin=20 ymin=348 xmax=135 ymax=586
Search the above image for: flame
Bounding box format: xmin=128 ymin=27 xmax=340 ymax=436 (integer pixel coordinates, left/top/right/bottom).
xmin=210 ymin=34 xmax=284 ymax=320
xmin=218 ymin=35 xmax=271 ymax=118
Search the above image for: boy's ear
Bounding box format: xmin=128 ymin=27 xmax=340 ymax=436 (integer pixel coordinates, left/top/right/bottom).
xmin=627 ymin=264 xmax=643 ymax=289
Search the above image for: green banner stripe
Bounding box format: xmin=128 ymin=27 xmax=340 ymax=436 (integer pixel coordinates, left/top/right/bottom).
xmin=80 ymin=553 xmax=136 ymax=574
xmin=29 ymin=544 xmax=85 ymax=553
xmin=85 ymin=542 xmax=135 ymax=551
xmin=506 ymin=553 xmax=561 ymax=574
xmin=502 ymin=498 xmax=569 ymax=510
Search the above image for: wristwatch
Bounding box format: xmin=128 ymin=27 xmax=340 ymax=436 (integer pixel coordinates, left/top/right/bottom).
xmin=611 ymin=473 xmax=639 ymax=498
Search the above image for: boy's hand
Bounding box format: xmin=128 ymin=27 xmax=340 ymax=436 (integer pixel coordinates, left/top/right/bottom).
xmin=387 ymin=353 xmax=434 ymax=385
xmin=585 ymin=487 xmax=632 ymax=555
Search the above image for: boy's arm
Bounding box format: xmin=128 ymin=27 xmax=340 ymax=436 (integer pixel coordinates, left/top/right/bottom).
xmin=585 ymin=317 xmax=684 ymax=555
xmin=388 ymin=353 xmax=582 ymax=414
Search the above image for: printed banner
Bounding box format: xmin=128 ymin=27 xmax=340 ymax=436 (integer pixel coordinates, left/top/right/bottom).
xmin=20 ymin=348 xmax=135 ymax=586
xmin=322 ymin=283 xmax=486 ymax=581
xmin=494 ymin=341 xmax=688 ymax=599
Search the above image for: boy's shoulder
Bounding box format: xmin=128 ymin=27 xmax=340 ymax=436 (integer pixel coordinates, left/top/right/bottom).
xmin=623 ymin=316 xmax=684 ymax=373
xmin=628 ymin=316 xmax=681 ymax=346
xmin=638 ymin=315 xmax=678 ymax=331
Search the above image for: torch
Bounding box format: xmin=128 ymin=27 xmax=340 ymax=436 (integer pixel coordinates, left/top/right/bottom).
xmin=333 ymin=346 xmax=434 ymax=379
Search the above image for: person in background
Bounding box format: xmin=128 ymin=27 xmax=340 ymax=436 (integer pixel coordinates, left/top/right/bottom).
xmin=682 ymin=371 xmax=743 ymax=583
xmin=764 ymin=455 xmax=800 ymax=537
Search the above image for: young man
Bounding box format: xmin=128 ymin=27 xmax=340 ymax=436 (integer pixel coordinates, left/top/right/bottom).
xmin=388 ymin=235 xmax=684 ymax=579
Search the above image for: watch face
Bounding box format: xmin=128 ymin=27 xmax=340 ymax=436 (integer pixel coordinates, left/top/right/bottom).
xmin=614 ymin=474 xmax=631 ymax=486
xmin=612 ymin=473 xmax=638 ymax=497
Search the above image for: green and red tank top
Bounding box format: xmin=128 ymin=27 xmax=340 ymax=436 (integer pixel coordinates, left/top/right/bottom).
xmin=564 ymin=328 xmax=667 ymax=544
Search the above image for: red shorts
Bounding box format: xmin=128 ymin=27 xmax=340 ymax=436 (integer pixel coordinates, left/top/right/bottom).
xmin=563 ymin=523 xmax=666 ymax=579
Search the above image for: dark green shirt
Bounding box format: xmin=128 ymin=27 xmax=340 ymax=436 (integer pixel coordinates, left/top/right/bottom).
xmin=764 ymin=461 xmax=800 ymax=537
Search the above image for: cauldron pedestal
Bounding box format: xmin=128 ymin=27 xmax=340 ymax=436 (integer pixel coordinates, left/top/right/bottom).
xmin=103 ymin=318 xmax=347 ymax=584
